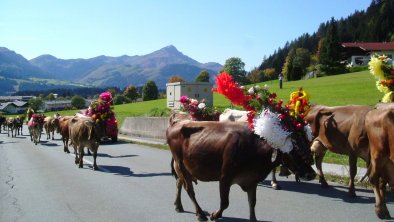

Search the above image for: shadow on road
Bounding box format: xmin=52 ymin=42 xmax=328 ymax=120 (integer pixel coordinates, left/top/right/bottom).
xmin=97 ymin=153 xmax=138 ymax=158
xmin=258 ymin=179 xmax=394 ymax=205
xmin=98 ymin=165 xmax=172 ymax=178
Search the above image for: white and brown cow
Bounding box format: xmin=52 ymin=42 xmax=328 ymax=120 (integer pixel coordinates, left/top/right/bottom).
xmin=365 ymin=103 xmax=394 ymax=219
xmin=305 ymin=105 xmax=372 ymax=197
xmin=68 ymin=116 xmax=106 ymax=170
xmin=6 ymin=117 xmax=18 ymax=138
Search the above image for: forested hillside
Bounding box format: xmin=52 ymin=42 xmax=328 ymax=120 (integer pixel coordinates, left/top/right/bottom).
xmin=256 ymin=0 xmax=393 ymax=80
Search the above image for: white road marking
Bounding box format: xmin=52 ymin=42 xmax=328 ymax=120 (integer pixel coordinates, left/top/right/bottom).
xmin=69 ymin=153 xmax=111 ymax=173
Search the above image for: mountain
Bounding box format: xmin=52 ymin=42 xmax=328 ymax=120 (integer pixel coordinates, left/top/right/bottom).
xmin=30 ymin=45 xmax=222 ymax=88
xmin=0 ymin=45 xmax=222 ymax=95
xmin=0 ymin=47 xmax=50 ymax=79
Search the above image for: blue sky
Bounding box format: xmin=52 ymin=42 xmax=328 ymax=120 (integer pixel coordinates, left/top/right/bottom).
xmin=1 ymin=0 xmax=371 ymax=70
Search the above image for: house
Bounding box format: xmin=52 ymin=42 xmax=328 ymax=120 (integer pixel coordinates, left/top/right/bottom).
xmin=0 ymin=96 xmax=35 ymax=103
xmin=166 ymin=82 xmax=213 ymax=109
xmin=43 ymin=100 xmax=73 ymax=111
xmin=0 ymin=101 xmax=28 ymax=114
xmin=342 ymin=42 xmax=394 ymax=66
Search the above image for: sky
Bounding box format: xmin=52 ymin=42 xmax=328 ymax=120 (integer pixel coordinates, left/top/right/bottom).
xmin=1 ymin=0 xmax=372 ymax=71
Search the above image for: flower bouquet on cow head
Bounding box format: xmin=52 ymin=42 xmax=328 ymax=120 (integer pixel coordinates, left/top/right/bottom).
xmin=368 ymin=54 xmax=394 ymax=103
xmin=213 ymin=72 xmax=312 ymax=153
xmin=87 ymin=91 xmax=116 ymax=124
xmin=179 ymin=96 xmax=221 ymax=121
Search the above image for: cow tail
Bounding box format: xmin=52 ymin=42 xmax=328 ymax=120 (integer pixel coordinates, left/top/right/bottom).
xmin=171 ymin=158 xmax=178 ymax=179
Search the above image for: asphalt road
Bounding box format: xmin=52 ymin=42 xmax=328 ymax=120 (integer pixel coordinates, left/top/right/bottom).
xmin=0 ymin=126 xmax=392 ymax=222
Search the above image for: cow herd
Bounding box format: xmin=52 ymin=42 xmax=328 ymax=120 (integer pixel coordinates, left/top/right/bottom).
xmin=167 ymin=103 xmax=394 ymax=221
xmin=0 ymin=102 xmax=393 ymax=221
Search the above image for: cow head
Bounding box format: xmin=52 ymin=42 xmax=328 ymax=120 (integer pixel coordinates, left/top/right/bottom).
xmin=83 ymin=119 xmax=107 ymax=141
xmin=280 ymin=132 xmax=316 ymax=181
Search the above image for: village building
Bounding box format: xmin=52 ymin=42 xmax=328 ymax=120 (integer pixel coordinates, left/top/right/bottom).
xmin=342 ymin=42 xmax=394 ymax=66
xmin=166 ymin=82 xmax=213 ymax=109
xmin=0 ymin=101 xmax=29 ymax=114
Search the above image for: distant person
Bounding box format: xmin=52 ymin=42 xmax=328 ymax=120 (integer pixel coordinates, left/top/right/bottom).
xmin=278 ymin=73 xmax=284 ymax=89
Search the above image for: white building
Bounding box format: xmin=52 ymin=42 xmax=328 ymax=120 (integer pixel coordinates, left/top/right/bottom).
xmin=166 ymin=82 xmax=213 ymax=109
xmin=342 ymin=42 xmax=394 ymax=66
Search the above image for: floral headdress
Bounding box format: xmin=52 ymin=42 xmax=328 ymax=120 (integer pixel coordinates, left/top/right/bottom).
xmin=213 ymin=72 xmax=312 ymax=152
xmin=179 ymin=96 xmax=221 ymax=121
xmin=87 ymin=92 xmax=115 ymax=123
xmin=368 ymin=54 xmax=394 ymax=103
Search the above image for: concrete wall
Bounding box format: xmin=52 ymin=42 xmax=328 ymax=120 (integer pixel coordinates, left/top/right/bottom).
xmin=120 ymin=117 xmax=169 ymax=140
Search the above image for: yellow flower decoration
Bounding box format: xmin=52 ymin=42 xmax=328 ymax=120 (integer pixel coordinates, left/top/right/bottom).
xmin=369 ymin=56 xmax=385 ymax=80
xmin=382 ymin=92 xmax=394 ymax=103
xmin=376 ymin=81 xmax=390 ymax=93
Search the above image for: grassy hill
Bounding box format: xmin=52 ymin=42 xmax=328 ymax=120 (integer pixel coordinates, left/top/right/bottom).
xmin=48 ymin=70 xmax=382 ymax=126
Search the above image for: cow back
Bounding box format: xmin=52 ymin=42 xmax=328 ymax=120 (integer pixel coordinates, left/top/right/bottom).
xmin=306 ymin=105 xmax=372 ymax=158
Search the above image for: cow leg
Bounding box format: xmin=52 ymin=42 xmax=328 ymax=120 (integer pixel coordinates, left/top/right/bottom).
xmin=174 ymin=178 xmax=184 ymax=212
xmin=312 ymin=141 xmax=328 ymax=188
xmin=270 ymin=168 xmax=281 ymax=190
xmin=246 ymin=184 xmax=258 ymax=222
xmin=372 ymin=178 xmax=391 ymax=219
xmin=78 ymin=147 xmax=84 ymax=168
xmin=179 ymin=163 xmax=207 ymax=221
xmin=210 ymin=179 xmax=231 ymax=221
xmin=92 ymin=148 xmax=98 ymax=170
xmin=173 ymin=161 xmax=184 ymax=212
xmin=348 ymin=154 xmax=357 ymax=197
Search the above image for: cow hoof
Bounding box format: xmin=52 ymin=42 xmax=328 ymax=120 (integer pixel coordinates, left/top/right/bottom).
xmin=375 ymin=205 xmax=391 ymax=219
xmin=319 ymin=178 xmax=329 ymax=188
xmin=348 ymin=190 xmax=356 ymax=198
xmin=197 ymin=213 xmax=208 ymax=221
xmin=79 ymin=165 xmax=83 ymax=168
xmin=271 ymin=183 xmax=281 ymax=190
xmin=93 ymin=166 xmax=98 ymax=171
xmin=175 ymin=205 xmax=184 ymax=212
xmin=210 ymin=210 xmax=222 ymax=221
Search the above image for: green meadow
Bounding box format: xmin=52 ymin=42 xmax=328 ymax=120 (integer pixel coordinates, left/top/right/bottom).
xmin=48 ymin=70 xmax=382 ymax=127
xmin=30 ymin=70 xmax=382 ymax=167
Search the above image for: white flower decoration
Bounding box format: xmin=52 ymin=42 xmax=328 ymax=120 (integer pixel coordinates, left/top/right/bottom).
xmin=263 ymin=84 xmax=269 ymax=90
xmin=247 ymin=87 xmax=255 ymax=95
xmin=253 ymin=109 xmax=293 ymax=153
xmin=198 ymin=103 xmax=206 ymax=109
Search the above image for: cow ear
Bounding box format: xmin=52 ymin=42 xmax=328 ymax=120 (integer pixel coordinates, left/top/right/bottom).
xmin=83 ymin=120 xmax=94 ymax=127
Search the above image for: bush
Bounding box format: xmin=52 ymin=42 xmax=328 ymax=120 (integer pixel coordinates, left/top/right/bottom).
xmin=347 ymin=66 xmax=369 ymax=73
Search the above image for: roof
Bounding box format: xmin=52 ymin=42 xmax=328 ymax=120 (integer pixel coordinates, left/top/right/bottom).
xmin=342 ymin=42 xmax=394 ymax=51
xmin=0 ymin=101 xmax=28 ymax=110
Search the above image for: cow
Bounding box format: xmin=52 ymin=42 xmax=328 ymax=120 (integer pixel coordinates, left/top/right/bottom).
xmin=0 ymin=115 xmax=6 ymax=133
xmin=28 ymin=115 xmax=43 ymax=145
xmin=365 ymin=103 xmax=394 ymax=219
xmin=6 ymin=117 xmax=18 ymax=138
xmin=58 ymin=116 xmax=73 ymax=153
xmin=68 ymin=116 xmax=106 ymax=170
xmin=15 ymin=116 xmax=24 ymax=136
xmin=167 ymin=119 xmax=316 ymax=221
xmin=219 ymin=108 xmax=287 ymax=190
xmin=305 ymin=105 xmax=372 ymax=197
xmin=43 ymin=116 xmax=60 ymax=140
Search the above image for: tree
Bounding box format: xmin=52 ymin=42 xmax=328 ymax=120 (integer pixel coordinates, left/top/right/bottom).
xmin=28 ymin=97 xmax=44 ymax=111
xmin=319 ymin=18 xmax=346 ymax=75
xmin=263 ymin=68 xmax=277 ymax=80
xmin=195 ymin=70 xmax=210 ymax=82
xmin=168 ymin=75 xmax=185 ymax=83
xmin=113 ymin=95 xmax=129 ymax=105
xmin=220 ymin=57 xmax=248 ymax=84
xmin=142 ymin=80 xmax=159 ymax=101
xmin=46 ymin=93 xmax=55 ymax=100
xmin=71 ymin=96 xmax=86 ymax=109
xmin=123 ymin=85 xmax=138 ymax=102
xmin=282 ymin=48 xmax=310 ymax=80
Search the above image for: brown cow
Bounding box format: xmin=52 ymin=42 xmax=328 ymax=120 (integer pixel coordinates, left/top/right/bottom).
xmin=68 ymin=116 xmax=106 ymax=170
xmin=305 ymin=105 xmax=372 ymax=197
xmin=167 ymin=119 xmax=316 ymax=221
xmin=43 ymin=116 xmax=60 ymax=140
xmin=58 ymin=116 xmax=73 ymax=153
xmin=6 ymin=117 xmax=18 ymax=138
xmin=365 ymin=103 xmax=394 ymax=219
